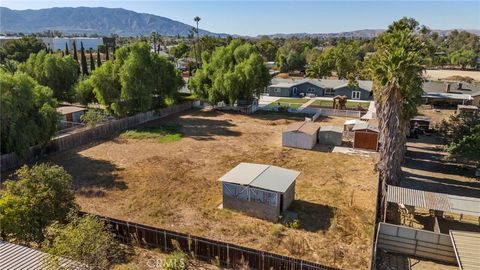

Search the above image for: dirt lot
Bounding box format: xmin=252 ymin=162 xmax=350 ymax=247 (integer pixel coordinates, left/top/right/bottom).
xmin=424 ymin=69 xmax=480 ymax=82
xmin=44 ymin=110 xmax=378 ymax=269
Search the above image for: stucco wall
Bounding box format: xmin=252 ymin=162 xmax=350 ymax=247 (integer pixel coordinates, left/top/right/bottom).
xmin=223 ymin=194 xmax=281 ymax=222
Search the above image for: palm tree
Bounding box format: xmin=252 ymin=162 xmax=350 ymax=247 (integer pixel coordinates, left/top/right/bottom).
xmin=189 ymin=27 xmax=197 ymax=68
xmin=194 ymin=16 xmax=201 ymax=67
xmin=369 ymin=18 xmax=426 ymax=186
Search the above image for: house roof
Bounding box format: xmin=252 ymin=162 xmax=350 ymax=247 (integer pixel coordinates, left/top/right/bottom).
xmin=449 ymin=230 xmax=480 ymax=270
xmin=422 ymin=81 xmax=480 ymax=97
xmin=0 ymin=240 xmax=85 ymax=269
xmin=56 ymin=106 xmax=87 ymax=115
xmin=269 ymin=78 xmax=373 ymax=92
xmin=219 ymin=163 xmax=300 ymax=193
xmin=284 ymin=121 xmax=319 ymax=135
xmin=422 ymin=92 xmax=474 ymax=101
xmin=319 ymin=125 xmax=344 ymax=133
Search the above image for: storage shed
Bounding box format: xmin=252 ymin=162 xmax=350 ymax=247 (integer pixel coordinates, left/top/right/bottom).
xmin=219 ymin=163 xmax=300 ymax=222
xmin=352 ymin=121 xmax=379 ymax=151
xmin=56 ymin=106 xmax=87 ymax=129
xmin=282 ymin=121 xmax=319 ymax=150
xmin=344 ymin=119 xmax=361 ymax=131
xmin=410 ymin=116 xmax=431 ymax=130
xmin=318 ymin=126 xmax=343 ymax=146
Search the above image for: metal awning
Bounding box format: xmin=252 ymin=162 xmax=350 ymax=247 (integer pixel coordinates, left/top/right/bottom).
xmin=0 ymin=241 xmax=85 ymax=269
xmin=450 ymin=231 xmax=480 ymax=270
xmin=386 ymin=186 xmax=480 ymax=217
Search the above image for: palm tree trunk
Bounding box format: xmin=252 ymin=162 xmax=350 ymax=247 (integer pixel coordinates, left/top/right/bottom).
xmin=376 ymin=85 xmax=406 ymax=186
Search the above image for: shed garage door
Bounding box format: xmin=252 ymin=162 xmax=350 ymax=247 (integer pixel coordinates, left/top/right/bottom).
xmin=354 ymin=131 xmax=378 ymax=151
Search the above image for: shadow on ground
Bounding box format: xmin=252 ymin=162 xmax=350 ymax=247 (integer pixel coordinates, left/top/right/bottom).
xmin=401 ymin=135 xmax=480 ymax=198
xmin=136 ymin=110 xmax=242 ymax=141
xmin=289 ymin=200 xmax=335 ymax=232
xmin=46 ymin=151 xmax=126 ymax=198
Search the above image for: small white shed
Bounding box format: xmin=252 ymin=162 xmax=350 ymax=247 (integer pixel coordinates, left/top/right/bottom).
xmin=282 ymin=121 xmax=319 ymax=150
xmin=318 ymin=125 xmax=343 ymax=146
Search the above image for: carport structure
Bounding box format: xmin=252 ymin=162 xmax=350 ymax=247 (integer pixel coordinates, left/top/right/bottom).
xmin=450 ymin=230 xmax=480 ymax=270
xmin=386 ymin=186 xmax=480 ymax=217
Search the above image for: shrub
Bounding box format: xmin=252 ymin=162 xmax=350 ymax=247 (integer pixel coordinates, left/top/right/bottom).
xmin=0 ymin=164 xmax=77 ymax=243
xmin=80 ymin=109 xmax=107 ymax=127
xmin=162 ymin=250 xmax=189 ymax=270
xmin=269 ymin=224 xmax=285 ymax=238
xmin=42 ymin=215 xmax=125 ymax=269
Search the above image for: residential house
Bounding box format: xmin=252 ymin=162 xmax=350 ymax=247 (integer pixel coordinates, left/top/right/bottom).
xmin=267 ymin=78 xmax=374 ymax=100
xmin=422 ymin=81 xmax=480 ymax=107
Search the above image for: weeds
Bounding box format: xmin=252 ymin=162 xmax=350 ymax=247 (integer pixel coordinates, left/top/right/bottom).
xmin=120 ymin=124 xmax=182 ymax=143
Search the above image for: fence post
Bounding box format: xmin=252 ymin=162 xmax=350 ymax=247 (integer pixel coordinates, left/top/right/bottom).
xmin=226 ymin=243 xmax=230 ymax=268
xmin=164 ymin=230 xmax=167 ymax=252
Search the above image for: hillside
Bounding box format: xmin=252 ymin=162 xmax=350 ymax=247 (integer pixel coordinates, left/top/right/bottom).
xmin=0 ymin=7 xmax=224 ymax=37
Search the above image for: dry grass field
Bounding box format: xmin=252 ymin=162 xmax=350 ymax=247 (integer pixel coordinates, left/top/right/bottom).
xmin=44 ymin=109 xmax=378 ymax=269
xmin=424 ymin=69 xmax=480 ymax=82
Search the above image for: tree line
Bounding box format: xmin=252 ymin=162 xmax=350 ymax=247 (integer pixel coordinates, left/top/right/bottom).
xmin=0 ymin=37 xmax=184 ymax=156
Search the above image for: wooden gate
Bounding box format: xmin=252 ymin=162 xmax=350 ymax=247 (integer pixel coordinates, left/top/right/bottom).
xmin=354 ymin=131 xmax=378 ymax=151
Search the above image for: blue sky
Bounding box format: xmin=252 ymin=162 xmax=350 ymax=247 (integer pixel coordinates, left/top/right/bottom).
xmin=2 ymin=1 xmax=479 ymax=36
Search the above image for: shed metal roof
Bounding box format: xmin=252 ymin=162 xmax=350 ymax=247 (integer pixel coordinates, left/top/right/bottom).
xmin=319 ymin=125 xmax=344 ymax=133
xmin=0 ymin=241 xmax=84 ymax=269
xmin=219 ymin=163 xmax=300 ymax=193
xmin=250 ymin=165 xmax=300 ymax=193
xmin=386 ymin=186 xmax=480 ymax=217
xmin=219 ymin=163 xmax=269 ymax=186
xmin=284 ymin=121 xmax=319 ymax=135
xmin=56 ymin=106 xmax=87 ymax=115
xmin=352 ymin=121 xmax=379 ymax=132
xmin=449 ymin=230 xmax=480 ymax=270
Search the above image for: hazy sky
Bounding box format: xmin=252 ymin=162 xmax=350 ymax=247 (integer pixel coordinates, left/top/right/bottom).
xmin=2 ymin=1 xmax=479 ymax=36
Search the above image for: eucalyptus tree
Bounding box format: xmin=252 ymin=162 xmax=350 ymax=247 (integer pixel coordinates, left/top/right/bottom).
xmin=189 ymin=40 xmax=270 ymax=105
xmin=369 ymin=18 xmax=427 ymax=185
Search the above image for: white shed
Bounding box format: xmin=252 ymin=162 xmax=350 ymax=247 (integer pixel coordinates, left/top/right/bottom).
xmin=219 ymin=163 xmax=300 ymax=221
xmin=282 ymin=121 xmax=319 ymax=150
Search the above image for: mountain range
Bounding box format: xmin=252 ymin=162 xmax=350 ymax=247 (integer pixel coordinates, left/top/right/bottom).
xmin=0 ymin=7 xmax=224 ymax=37
xmin=1 ymin=7 xmax=479 ymax=38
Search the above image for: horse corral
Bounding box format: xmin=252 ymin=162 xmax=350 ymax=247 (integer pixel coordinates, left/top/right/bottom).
xmin=44 ymin=110 xmax=378 ymax=269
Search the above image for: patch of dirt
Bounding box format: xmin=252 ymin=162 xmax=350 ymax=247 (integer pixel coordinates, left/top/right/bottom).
xmin=46 ymin=110 xmax=378 ymax=269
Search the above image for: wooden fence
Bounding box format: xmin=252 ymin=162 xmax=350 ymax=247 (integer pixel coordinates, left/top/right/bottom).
xmin=1 ymin=102 xmax=193 ymax=172
xmin=87 ymin=213 xmax=340 ymax=270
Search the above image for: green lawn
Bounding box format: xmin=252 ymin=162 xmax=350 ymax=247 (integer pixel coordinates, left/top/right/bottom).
xmin=120 ymin=124 xmax=182 ymax=143
xmin=310 ymin=100 xmax=370 ymax=109
xmin=266 ymin=98 xmax=308 ymax=109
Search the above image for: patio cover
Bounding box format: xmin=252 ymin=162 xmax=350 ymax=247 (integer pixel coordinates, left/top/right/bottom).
xmin=449 ymin=230 xmax=480 ymax=270
xmin=386 ymin=186 xmax=480 ymax=217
